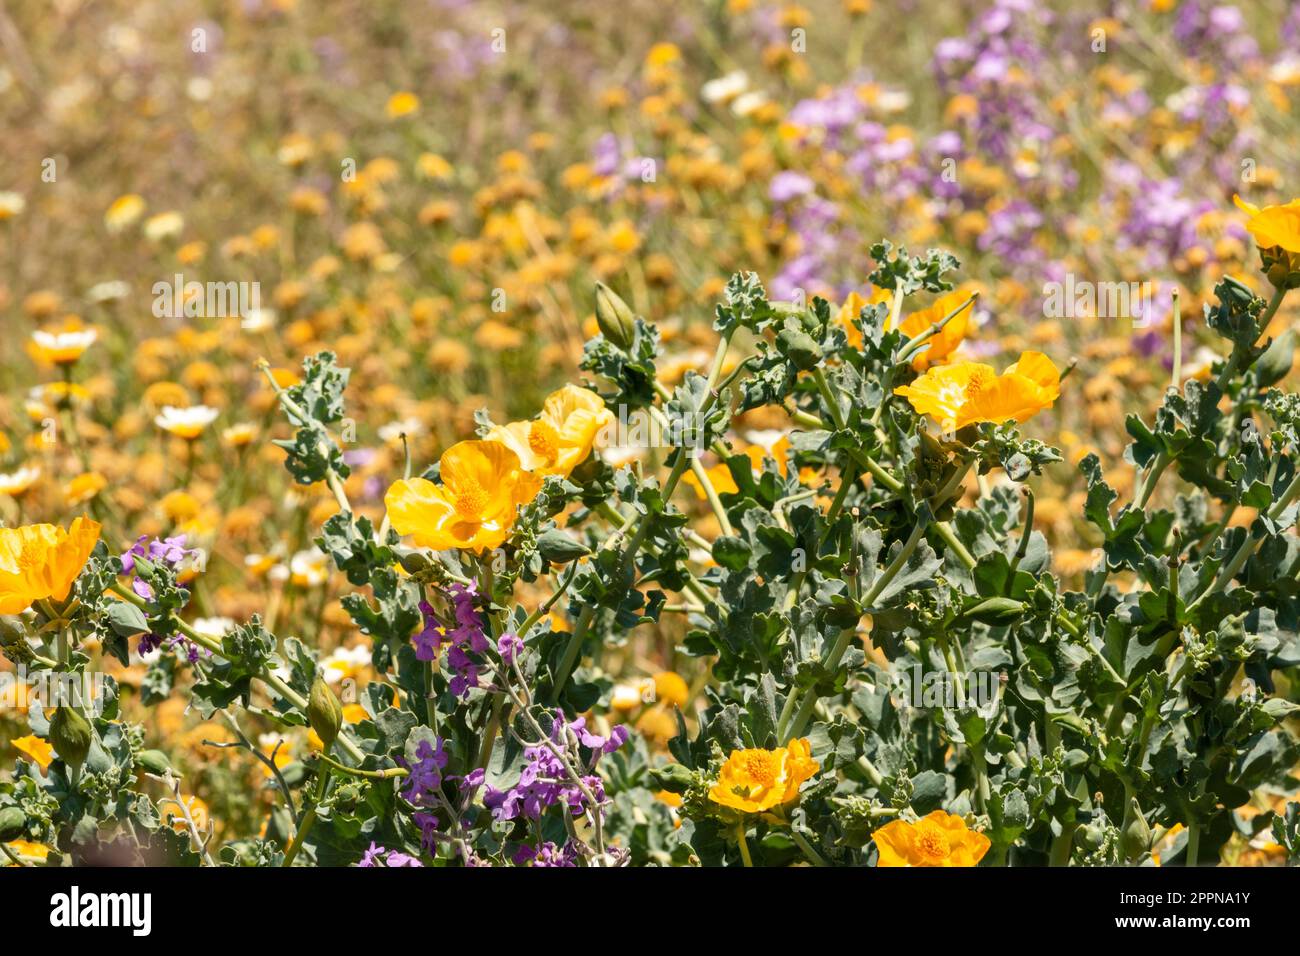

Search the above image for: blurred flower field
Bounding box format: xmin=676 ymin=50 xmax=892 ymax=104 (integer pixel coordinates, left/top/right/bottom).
xmin=2 ymin=0 xmax=1300 ymax=868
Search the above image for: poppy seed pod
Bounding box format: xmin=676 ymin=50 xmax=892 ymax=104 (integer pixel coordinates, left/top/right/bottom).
xmin=309 ymin=676 xmax=343 ymax=751
xmin=49 ymin=707 xmax=93 ymax=784
xmin=594 ymin=281 xmax=637 ymax=350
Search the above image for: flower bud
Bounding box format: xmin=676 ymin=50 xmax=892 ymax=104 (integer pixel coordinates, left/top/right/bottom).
xmin=1119 ymin=797 xmax=1152 ymax=861
xmin=648 ymin=762 xmax=695 ymax=794
xmin=135 ymin=749 xmax=173 ymax=776
xmin=959 ymin=596 xmax=1025 ymax=627
xmin=594 ymin=281 xmax=637 ymax=350
xmin=309 ymin=675 xmax=343 ymax=751
xmin=50 ymin=707 xmax=93 ymax=781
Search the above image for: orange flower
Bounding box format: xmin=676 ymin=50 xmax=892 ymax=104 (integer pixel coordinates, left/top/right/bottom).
xmin=708 ymin=738 xmax=818 ymax=813
xmin=682 ymin=460 xmax=739 ymax=499
xmin=485 ymin=385 xmax=614 ymax=478
xmin=385 ymin=91 xmax=420 ymax=118
xmin=897 ymin=287 xmax=976 ymax=371
xmin=1234 ymin=194 xmax=1300 ymax=254
xmin=0 ymin=517 xmax=101 ymax=614
xmin=893 ymin=351 xmax=1060 ymax=430
xmin=385 ymin=440 xmax=541 ymax=552
xmin=872 ymin=810 xmax=991 ymax=867
xmin=10 ymin=734 xmax=54 ymax=771
xmin=63 ymin=472 xmax=107 ymax=506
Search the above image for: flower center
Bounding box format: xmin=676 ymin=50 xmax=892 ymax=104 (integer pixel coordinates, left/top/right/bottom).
xmin=965 ymin=367 xmax=995 ymax=397
xmin=453 ymin=480 xmax=489 ymax=521
xmin=17 ymin=540 xmax=44 ymax=570
xmin=740 ymin=750 xmax=778 ymax=787
xmin=915 ymin=823 xmax=950 ymax=860
xmin=528 ymin=419 xmax=560 ymax=463
xmin=967 ymin=364 xmax=993 ymax=398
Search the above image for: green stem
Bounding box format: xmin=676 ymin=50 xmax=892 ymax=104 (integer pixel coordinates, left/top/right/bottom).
xmin=282 ymin=756 xmax=331 ymax=866
xmin=779 ymin=516 xmax=928 ymax=742
xmin=897 ymin=292 xmax=978 ymax=363
xmin=790 ymin=829 xmax=828 ymax=867
xmin=108 ymin=582 xmax=365 ymax=762
xmin=735 ymin=822 xmax=753 ymax=867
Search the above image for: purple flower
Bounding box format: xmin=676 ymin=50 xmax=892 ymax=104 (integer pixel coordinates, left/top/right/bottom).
xmin=356 ymin=842 xmax=424 ymax=867
xmin=399 ymin=738 xmax=449 ymax=807
xmin=482 ymin=710 xmax=626 ymax=824
xmin=121 ymin=534 xmax=198 ymax=599
xmin=414 ymin=582 xmax=487 ymax=698
xmin=769 ymin=171 xmax=814 ymax=203
xmin=497 ymin=632 xmax=523 ymax=665
xmin=513 ymin=840 xmax=579 ymax=867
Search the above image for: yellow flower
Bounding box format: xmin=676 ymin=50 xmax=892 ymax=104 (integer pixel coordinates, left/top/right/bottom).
xmin=386 ymin=91 xmax=420 ymax=118
xmin=0 ymin=517 xmax=101 ymax=614
xmin=708 ymin=738 xmax=818 ymax=813
xmin=485 ymin=385 xmax=614 ymax=478
xmin=893 ymin=351 xmax=1060 ymax=430
xmin=28 ymin=323 xmax=98 ymax=366
xmin=1234 ymin=194 xmax=1300 ymax=254
xmin=683 ymin=460 xmax=739 ymax=500
xmin=63 ymin=472 xmax=107 ymax=506
xmin=11 ymin=734 xmax=54 ymax=771
xmin=3 ymin=839 xmax=49 ymax=864
xmin=872 ymin=810 xmax=991 ymax=867
xmin=653 ymin=671 xmax=690 ymax=709
xmin=105 ymin=193 xmax=145 ymax=232
xmin=155 ymin=404 xmax=219 ymax=439
xmin=897 ymin=287 xmax=975 ymax=371
xmin=0 ymin=466 xmax=41 ymax=498
xmin=385 ymin=440 xmax=541 ymax=552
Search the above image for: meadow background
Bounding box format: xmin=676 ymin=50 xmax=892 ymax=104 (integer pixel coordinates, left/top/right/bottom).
xmin=1 ymin=0 xmax=1298 ymax=859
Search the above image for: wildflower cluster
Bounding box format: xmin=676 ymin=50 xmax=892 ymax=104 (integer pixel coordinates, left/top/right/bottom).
xmin=2 ymin=1 xmax=1300 ymax=872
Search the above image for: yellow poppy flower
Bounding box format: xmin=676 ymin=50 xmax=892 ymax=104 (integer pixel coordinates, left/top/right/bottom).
xmin=872 ymin=810 xmax=991 ymax=867
xmin=1234 ymin=194 xmax=1300 ymax=254
xmin=682 ymin=460 xmax=739 ymax=500
xmin=0 ymin=516 xmax=101 ymax=615
xmin=708 ymin=738 xmax=819 ymax=813
xmin=484 ymin=385 xmax=614 ymax=478
xmin=3 ymin=839 xmax=49 ymax=864
xmin=897 ymin=287 xmax=976 ymax=371
xmin=385 ymin=440 xmax=541 ymax=552
xmin=11 ymin=734 xmax=54 ymax=771
xmin=893 ymin=351 xmax=1060 ymax=430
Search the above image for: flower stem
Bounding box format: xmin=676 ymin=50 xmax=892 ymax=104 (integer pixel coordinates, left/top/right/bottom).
xmin=779 ymin=515 xmax=928 ymax=742
xmin=282 ymin=755 xmax=331 ymax=866
xmin=735 ymin=823 xmax=753 ymax=867
xmin=107 ymin=582 xmax=365 ymax=762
